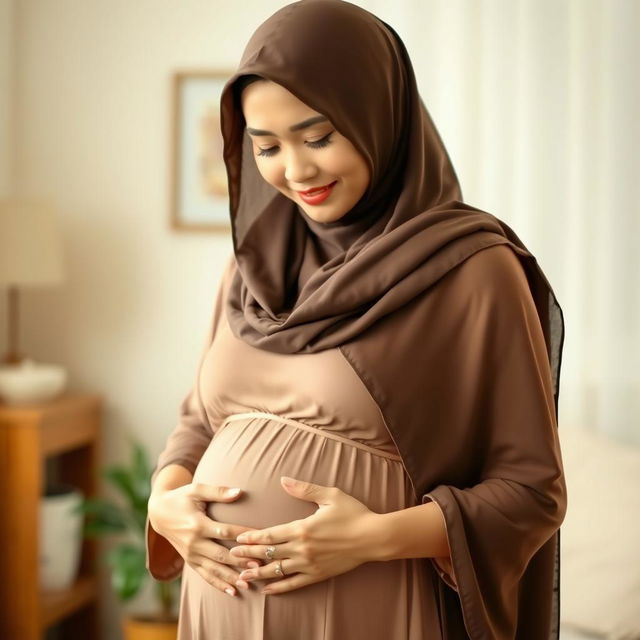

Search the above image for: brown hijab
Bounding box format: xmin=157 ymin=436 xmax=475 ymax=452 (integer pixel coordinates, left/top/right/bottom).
xmin=218 ymin=1 xmax=567 ymax=638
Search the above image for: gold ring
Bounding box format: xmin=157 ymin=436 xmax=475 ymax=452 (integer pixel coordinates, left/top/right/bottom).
xmin=274 ymin=560 xmax=284 ymax=577
xmin=265 ymin=545 xmax=276 ymax=560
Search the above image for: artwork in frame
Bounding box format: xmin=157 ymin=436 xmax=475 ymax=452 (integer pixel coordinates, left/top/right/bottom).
xmin=170 ymin=70 xmax=234 ymax=233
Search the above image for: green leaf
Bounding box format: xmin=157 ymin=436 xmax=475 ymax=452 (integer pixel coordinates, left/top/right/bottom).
xmin=107 ymin=544 xmax=147 ymax=601
xmin=103 ymin=465 xmax=137 ymax=507
xmin=82 ymin=519 xmax=126 ymax=537
xmin=74 ymin=497 xmax=128 ymax=537
xmin=102 ymin=441 xmax=152 ymax=527
xmin=76 ymin=439 xmax=158 ymax=602
xmin=132 ymin=442 xmax=152 ymax=502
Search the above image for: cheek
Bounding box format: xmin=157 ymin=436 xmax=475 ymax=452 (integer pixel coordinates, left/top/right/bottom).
xmin=324 ymin=147 xmax=354 ymax=176
xmin=334 ymin=158 xmax=369 ymax=197
xmin=327 ymin=146 xmax=368 ymax=182
xmin=256 ymin=161 xmax=283 ymax=186
xmin=351 ymin=155 xmax=371 ymax=193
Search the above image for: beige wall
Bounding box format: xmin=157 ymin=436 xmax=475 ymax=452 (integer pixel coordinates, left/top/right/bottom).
xmin=0 ymin=0 xmax=14 ymax=358
xmin=0 ymin=1 xmax=294 ymax=637
xmin=0 ymin=0 xmax=15 ymax=197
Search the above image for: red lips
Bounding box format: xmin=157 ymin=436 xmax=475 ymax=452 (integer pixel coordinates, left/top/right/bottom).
xmin=296 ymin=181 xmax=337 ymax=195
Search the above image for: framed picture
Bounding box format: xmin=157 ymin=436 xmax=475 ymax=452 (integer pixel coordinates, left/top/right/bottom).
xmin=170 ymin=70 xmax=234 ymax=232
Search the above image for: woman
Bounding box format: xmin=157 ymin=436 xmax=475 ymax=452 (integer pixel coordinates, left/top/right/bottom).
xmin=146 ymin=1 xmax=567 ymax=638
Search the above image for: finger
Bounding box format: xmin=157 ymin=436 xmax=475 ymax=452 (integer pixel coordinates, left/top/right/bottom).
xmin=202 ymin=556 xmax=243 ymax=586
xmin=238 ymin=557 xmax=301 ymax=583
xmin=192 ymin=516 xmax=264 ymax=567
xmin=230 ymin=542 xmax=294 ymax=562
xmin=236 ymin=520 xmax=302 ymax=545
xmin=188 ymin=483 xmax=243 ymax=502
xmin=198 ymin=514 xmax=258 ymax=541
xmin=193 ymin=538 xmax=261 ymax=569
xmin=194 ymin=565 xmax=237 ymax=596
xmin=262 ymin=572 xmax=316 ymax=595
xmin=192 ymin=557 xmax=244 ymax=597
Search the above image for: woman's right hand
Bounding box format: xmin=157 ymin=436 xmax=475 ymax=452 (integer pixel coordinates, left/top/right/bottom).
xmin=148 ymin=482 xmax=262 ymax=596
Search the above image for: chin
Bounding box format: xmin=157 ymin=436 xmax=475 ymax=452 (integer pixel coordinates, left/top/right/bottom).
xmin=305 ymin=209 xmax=346 ymax=223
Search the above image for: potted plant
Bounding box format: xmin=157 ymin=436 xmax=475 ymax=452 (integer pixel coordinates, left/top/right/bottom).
xmin=76 ymin=440 xmax=180 ymax=640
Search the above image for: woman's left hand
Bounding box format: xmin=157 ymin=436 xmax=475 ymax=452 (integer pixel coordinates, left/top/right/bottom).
xmin=229 ymin=476 xmax=381 ymax=595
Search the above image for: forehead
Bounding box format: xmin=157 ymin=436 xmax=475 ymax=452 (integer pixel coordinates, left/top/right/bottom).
xmin=241 ymin=80 xmax=320 ymax=121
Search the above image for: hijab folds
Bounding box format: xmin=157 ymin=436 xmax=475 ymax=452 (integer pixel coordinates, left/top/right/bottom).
xmin=218 ymin=1 xmax=567 ymax=638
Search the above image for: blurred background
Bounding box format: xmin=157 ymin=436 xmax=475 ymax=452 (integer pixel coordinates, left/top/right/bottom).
xmin=0 ymin=0 xmax=638 ymax=639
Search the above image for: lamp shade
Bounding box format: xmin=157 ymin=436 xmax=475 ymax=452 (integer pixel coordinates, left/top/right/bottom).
xmin=0 ymin=199 xmax=65 ymax=287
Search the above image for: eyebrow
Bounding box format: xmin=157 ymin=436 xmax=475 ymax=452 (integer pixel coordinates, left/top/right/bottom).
xmin=246 ymin=115 xmax=329 ymax=137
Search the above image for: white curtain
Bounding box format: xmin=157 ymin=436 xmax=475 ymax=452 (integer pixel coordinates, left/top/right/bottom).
xmin=368 ymin=0 xmax=640 ymax=443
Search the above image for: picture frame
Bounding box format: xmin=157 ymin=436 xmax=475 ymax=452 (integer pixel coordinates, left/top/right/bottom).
xmin=169 ymin=70 xmax=234 ymax=232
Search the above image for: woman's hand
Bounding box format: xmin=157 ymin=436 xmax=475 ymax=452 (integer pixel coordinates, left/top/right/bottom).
xmin=148 ymin=482 xmax=263 ymax=596
xmin=229 ymin=476 xmax=381 ymax=595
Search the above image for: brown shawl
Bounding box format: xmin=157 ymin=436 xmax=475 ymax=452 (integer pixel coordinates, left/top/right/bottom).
xmin=152 ymin=1 xmax=568 ymax=638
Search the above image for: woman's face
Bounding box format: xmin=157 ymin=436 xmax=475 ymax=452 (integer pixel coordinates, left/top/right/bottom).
xmin=241 ymin=80 xmax=370 ymax=224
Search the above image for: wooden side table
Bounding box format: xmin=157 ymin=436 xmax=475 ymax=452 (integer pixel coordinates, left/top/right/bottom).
xmin=0 ymin=392 xmax=103 ymax=640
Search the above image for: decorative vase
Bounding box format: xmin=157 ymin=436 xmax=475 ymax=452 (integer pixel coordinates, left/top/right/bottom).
xmin=39 ymin=483 xmax=84 ymax=590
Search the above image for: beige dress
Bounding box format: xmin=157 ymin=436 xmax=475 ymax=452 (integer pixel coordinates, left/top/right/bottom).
xmin=147 ymin=258 xmax=458 ymax=640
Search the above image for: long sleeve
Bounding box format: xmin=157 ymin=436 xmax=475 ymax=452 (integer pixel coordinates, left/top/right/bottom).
xmin=420 ymin=244 xmax=567 ymax=639
xmin=337 ymin=242 xmax=566 ymax=638
xmin=145 ymin=254 xmax=236 ymax=581
xmin=431 ymin=504 xmax=459 ymax=592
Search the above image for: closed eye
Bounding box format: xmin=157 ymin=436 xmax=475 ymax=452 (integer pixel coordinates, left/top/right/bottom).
xmin=256 ymin=132 xmax=334 ymax=158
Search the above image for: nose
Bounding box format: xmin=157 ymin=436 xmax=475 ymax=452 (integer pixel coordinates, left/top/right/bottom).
xmin=283 ymin=148 xmax=318 ymax=185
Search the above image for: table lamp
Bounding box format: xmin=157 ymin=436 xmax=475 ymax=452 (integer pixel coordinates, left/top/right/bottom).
xmin=0 ymin=199 xmax=68 ymax=404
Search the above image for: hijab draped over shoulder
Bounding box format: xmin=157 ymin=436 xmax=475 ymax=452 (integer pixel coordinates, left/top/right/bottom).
xmin=217 ymin=1 xmax=567 ymax=638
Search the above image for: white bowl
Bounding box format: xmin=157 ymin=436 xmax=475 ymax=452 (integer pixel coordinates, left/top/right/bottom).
xmin=0 ymin=359 xmax=67 ymax=404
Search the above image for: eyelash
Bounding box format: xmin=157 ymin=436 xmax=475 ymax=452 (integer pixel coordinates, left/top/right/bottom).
xmin=256 ymin=132 xmax=334 ymax=158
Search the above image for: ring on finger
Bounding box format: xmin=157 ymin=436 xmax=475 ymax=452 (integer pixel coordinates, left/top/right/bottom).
xmin=265 ymin=545 xmax=276 ymax=561
xmin=274 ymin=560 xmax=285 ymax=577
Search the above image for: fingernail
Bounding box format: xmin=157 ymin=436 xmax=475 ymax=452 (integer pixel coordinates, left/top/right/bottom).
xmin=236 ymin=579 xmax=249 ymax=590
xmin=247 ymin=561 xmax=259 ymax=569
xmin=226 ymin=487 xmax=241 ymax=496
xmin=239 ymin=570 xmax=256 ymax=580
xmin=225 ymin=587 xmax=236 ymax=596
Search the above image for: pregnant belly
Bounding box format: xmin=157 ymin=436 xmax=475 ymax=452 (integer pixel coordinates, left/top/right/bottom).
xmin=194 ymin=417 xmax=326 ymax=550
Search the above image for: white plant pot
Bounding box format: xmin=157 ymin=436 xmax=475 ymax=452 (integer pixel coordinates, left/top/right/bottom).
xmin=39 ymin=484 xmax=84 ymax=591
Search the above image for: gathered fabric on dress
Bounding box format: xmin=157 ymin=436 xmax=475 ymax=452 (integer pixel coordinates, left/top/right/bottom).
xmin=173 ymin=262 xmax=445 ymax=639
